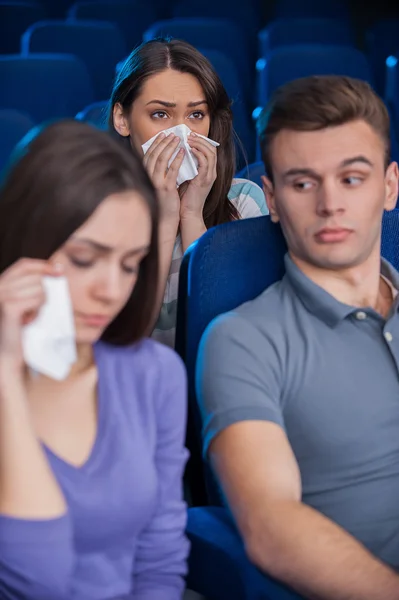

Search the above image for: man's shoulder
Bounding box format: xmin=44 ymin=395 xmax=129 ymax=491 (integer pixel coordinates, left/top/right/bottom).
xmin=204 ymin=278 xmax=293 ymax=351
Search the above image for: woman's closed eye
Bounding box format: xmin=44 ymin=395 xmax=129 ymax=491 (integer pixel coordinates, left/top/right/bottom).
xmin=69 ymin=255 xmax=141 ymax=275
xmin=121 ymin=262 xmax=140 ymax=275
xmin=69 ymin=256 xmax=94 ymax=268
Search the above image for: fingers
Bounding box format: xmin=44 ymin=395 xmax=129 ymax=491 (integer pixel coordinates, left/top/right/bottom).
xmin=0 ymin=296 xmax=42 ymax=357
xmin=144 ymin=134 xmax=181 ymax=180
xmin=0 ymin=275 xmax=45 ymax=307
xmin=190 ymin=146 xmax=207 ymax=171
xmin=188 ymin=133 xmax=218 ymax=157
xmin=142 ymin=131 xmax=167 ymax=166
xmin=165 ymin=147 xmax=185 ymax=181
xmin=189 ymin=135 xmax=218 ymax=184
xmin=0 ymin=259 xmax=55 ymax=320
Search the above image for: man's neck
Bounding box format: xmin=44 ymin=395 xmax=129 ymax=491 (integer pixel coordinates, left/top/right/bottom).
xmin=290 ymin=248 xmax=394 ymax=317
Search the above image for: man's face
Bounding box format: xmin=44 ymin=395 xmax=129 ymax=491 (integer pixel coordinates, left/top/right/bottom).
xmin=262 ymin=120 xmax=399 ymax=272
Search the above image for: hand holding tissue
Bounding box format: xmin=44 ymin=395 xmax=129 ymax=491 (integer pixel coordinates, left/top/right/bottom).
xmin=142 ymin=124 xmax=219 ymax=186
xmin=22 ymin=276 xmax=77 ymax=381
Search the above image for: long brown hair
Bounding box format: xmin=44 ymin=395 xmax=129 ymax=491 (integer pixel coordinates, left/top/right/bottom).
xmin=0 ymin=120 xmax=159 ymax=345
xmin=108 ymin=38 xmax=239 ymax=227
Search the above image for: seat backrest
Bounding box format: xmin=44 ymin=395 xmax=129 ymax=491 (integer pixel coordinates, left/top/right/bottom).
xmin=384 ymin=57 xmax=399 ymax=156
xmin=382 ymin=210 xmax=399 ymax=270
xmin=259 ymin=18 xmax=354 ymax=58
xmin=176 ymin=216 xmax=287 ymax=505
xmin=172 ymin=0 xmax=258 ymax=51
xmin=198 ymin=48 xmax=254 ymax=163
xmin=366 ymin=19 xmax=399 ymax=97
xmin=0 ymin=1 xmax=46 ymax=53
xmin=273 ymin=0 xmax=349 ymax=19
xmin=257 ymin=44 xmax=373 ymax=107
xmin=143 ymin=19 xmax=253 ymax=107
xmin=38 ymin=0 xmax=72 ymax=18
xmin=75 ymin=99 xmax=108 ymax=129
xmin=235 ymin=161 xmax=265 ymax=188
xmin=0 ymin=108 xmax=34 ymax=172
xmin=68 ymin=0 xmax=157 ymax=49
xmin=22 ymin=20 xmax=126 ymax=100
xmin=0 ymin=54 xmax=94 ymax=122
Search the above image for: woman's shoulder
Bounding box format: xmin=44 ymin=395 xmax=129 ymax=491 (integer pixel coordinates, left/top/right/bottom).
xmin=96 ymin=339 xmax=186 ymax=383
xmin=96 ymin=341 xmax=187 ymax=433
xmin=228 ymin=178 xmax=268 ymax=218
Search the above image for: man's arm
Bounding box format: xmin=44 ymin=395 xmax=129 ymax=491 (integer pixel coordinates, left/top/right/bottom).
xmin=210 ymin=420 xmax=399 ymax=600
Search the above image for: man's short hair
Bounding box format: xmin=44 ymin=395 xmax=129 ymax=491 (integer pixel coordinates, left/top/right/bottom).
xmin=257 ymin=75 xmax=391 ymax=180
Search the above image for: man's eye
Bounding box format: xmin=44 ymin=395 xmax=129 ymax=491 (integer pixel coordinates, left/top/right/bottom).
xmin=294 ymin=181 xmax=313 ymax=191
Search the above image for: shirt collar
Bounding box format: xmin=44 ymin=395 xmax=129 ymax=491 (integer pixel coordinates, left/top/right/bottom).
xmin=284 ymin=254 xmax=399 ymax=328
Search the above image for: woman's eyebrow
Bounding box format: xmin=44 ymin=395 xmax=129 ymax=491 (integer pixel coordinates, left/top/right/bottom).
xmin=145 ymin=99 xmax=207 ymax=107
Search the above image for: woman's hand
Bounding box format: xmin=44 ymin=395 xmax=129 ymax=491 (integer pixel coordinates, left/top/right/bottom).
xmin=179 ymin=132 xmax=218 ymax=222
xmin=0 ymin=259 xmax=59 ymax=371
xmin=143 ymin=133 xmax=185 ymax=226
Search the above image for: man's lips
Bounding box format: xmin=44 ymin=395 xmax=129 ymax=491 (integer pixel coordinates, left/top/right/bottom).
xmin=315 ymin=227 xmax=353 ymax=243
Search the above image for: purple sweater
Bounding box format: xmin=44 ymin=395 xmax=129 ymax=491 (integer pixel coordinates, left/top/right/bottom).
xmin=0 ymin=340 xmax=190 ymax=600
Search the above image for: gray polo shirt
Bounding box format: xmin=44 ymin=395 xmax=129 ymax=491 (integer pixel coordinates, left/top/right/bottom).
xmin=197 ymin=254 xmax=399 ymax=569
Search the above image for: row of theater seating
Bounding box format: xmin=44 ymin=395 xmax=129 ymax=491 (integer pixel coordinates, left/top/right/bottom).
xmin=3 ymin=1 xmax=399 ymax=166
xmin=2 ymin=38 xmax=399 ymax=173
xmin=3 ymin=1 xmax=399 ymax=96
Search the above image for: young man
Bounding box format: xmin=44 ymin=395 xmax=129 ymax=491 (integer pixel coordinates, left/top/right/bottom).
xmin=196 ymin=75 xmax=399 ymax=599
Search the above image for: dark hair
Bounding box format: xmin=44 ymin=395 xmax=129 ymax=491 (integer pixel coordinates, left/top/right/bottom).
xmin=108 ymin=38 xmax=239 ymax=227
xmin=0 ymin=120 xmax=159 ymax=346
xmin=257 ymin=75 xmax=391 ymax=181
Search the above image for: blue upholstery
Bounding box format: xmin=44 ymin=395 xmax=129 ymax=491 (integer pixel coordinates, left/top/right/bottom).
xmin=175 ymin=216 xmax=287 ymax=505
xmin=172 ymin=0 xmax=259 ymax=57
xmin=257 ymin=44 xmax=373 ymax=107
xmin=382 ymin=210 xmax=399 ymax=271
xmin=38 ymin=0 xmax=71 ymax=18
xmin=75 ymin=100 xmax=108 ymax=129
xmin=22 ymin=20 xmax=126 ymax=101
xmin=236 ymin=161 xmax=265 ymax=188
xmin=143 ymin=19 xmax=254 ymax=107
xmin=384 ymin=55 xmax=399 ymax=144
xmin=177 ymin=219 xmax=304 ymax=599
xmin=187 ymin=507 xmax=303 ymax=600
xmin=0 ymin=108 xmax=34 ymax=172
xmin=68 ymin=1 xmax=157 ymax=50
xmin=366 ymin=19 xmax=399 ymax=97
xmin=198 ymin=48 xmax=254 ymax=163
xmin=0 ymin=54 xmax=94 ymax=122
xmin=259 ymin=18 xmax=354 ymax=58
xmin=0 ymin=1 xmax=45 ymax=54
xmin=272 ymin=0 xmax=350 ymax=19
xmin=172 ymin=0 xmax=258 ymax=34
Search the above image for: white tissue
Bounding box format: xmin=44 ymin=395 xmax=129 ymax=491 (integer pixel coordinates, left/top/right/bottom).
xmin=141 ymin=124 xmax=219 ymax=186
xmin=22 ymin=276 xmax=77 ymax=381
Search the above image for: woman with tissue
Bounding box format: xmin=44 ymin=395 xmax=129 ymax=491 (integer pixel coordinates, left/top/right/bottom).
xmin=0 ymin=120 xmax=189 ymax=599
xmin=110 ymin=38 xmax=268 ymax=347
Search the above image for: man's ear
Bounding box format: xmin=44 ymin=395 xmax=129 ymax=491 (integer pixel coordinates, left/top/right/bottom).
xmin=261 ymin=175 xmax=279 ymax=222
xmin=112 ymin=103 xmax=130 ymax=137
xmin=384 ymin=161 xmax=399 ymax=212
